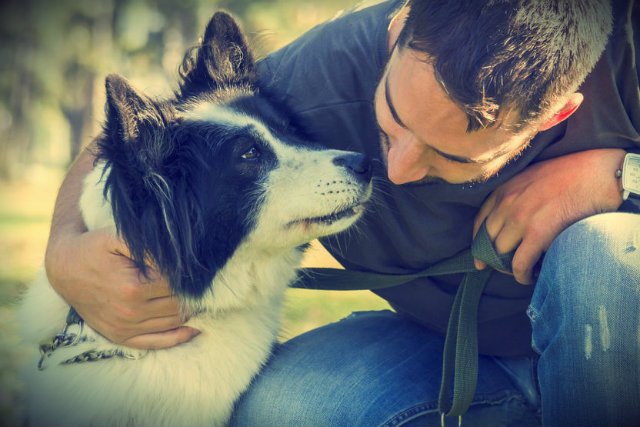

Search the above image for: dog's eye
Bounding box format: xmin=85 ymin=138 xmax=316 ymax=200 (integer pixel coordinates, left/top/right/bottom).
xmin=241 ymin=146 xmax=261 ymax=161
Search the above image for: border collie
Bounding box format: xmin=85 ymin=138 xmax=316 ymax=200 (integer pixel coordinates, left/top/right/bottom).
xmin=18 ymin=12 xmax=372 ymax=427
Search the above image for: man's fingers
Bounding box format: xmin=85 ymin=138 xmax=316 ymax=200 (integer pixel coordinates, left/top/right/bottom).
xmin=510 ymin=226 xmax=554 ymax=285
xmin=510 ymin=242 xmax=544 ymax=285
xmin=492 ymin=222 xmax=522 ymax=258
xmin=86 ymin=311 xmax=187 ymax=345
xmin=474 ymin=259 xmax=487 ymax=270
xmin=113 ymin=266 xmax=173 ymax=301
xmin=133 ymin=314 xmax=188 ymax=334
xmin=473 ymin=193 xmax=497 ymax=237
xmin=102 ymin=316 xmax=193 ymax=348
xmin=476 ymin=221 xmax=546 ymax=284
xmin=122 ymin=327 xmax=201 ymax=350
xmin=95 ymin=228 xmax=173 ymax=299
xmin=476 ymin=220 xmax=520 ymax=273
xmin=136 ymin=274 xmax=174 ymax=299
xmin=142 ymin=295 xmax=182 ymax=318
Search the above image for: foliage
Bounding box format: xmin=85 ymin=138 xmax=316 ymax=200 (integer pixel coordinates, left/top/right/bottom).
xmin=0 ymin=0 xmax=362 ymax=179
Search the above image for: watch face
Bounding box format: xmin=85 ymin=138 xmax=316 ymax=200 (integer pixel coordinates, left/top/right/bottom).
xmin=622 ymin=153 xmax=640 ymax=194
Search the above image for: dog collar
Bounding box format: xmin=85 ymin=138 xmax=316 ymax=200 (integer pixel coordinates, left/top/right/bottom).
xmin=38 ymin=308 xmax=145 ymax=370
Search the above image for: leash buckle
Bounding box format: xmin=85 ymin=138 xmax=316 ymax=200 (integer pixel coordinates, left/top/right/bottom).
xmin=440 ymin=413 xmax=463 ymax=427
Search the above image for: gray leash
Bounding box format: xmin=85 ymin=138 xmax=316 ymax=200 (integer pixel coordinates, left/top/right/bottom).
xmin=292 ymin=221 xmax=514 ymax=420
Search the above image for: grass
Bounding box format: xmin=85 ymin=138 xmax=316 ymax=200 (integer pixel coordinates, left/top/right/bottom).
xmin=0 ymin=166 xmax=61 ymax=306
xmin=0 ymin=165 xmax=63 ymax=426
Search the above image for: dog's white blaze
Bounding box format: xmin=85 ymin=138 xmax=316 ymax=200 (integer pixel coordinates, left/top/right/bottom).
xmin=183 ymin=104 xmax=370 ymax=311
xmin=186 ymin=101 xmax=372 ymax=250
xmin=255 ymin=138 xmax=371 ymax=249
xmin=185 ymin=101 xmax=249 ymax=128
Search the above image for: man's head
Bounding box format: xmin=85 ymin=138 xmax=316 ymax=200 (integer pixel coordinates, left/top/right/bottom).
xmin=375 ymin=0 xmax=612 ymax=185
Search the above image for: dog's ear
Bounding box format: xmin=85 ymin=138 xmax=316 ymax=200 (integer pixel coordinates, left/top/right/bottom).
xmin=105 ymin=74 xmax=165 ymax=143
xmin=100 ymin=75 xmax=186 ymax=289
xmin=178 ymin=11 xmax=255 ymax=99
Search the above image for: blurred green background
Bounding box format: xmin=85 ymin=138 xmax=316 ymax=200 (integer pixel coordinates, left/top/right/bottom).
xmin=0 ymin=0 xmax=390 ymax=422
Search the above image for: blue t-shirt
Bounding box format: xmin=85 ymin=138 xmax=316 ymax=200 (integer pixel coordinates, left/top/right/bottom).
xmin=257 ymin=0 xmax=640 ymax=356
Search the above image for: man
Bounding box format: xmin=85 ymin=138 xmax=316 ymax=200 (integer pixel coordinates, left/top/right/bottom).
xmin=45 ymin=0 xmax=639 ymax=426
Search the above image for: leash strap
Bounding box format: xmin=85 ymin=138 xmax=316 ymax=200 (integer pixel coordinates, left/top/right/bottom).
xmin=437 ymin=228 xmax=512 ymax=417
xmin=293 ymin=221 xmax=514 ymax=419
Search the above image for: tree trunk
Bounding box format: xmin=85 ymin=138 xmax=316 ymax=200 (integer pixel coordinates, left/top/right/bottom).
xmin=62 ymin=70 xmax=96 ymax=163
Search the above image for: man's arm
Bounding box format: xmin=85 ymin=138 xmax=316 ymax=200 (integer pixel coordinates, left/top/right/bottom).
xmin=45 ymin=143 xmax=199 ymax=349
xmin=473 ymin=148 xmax=626 ymax=285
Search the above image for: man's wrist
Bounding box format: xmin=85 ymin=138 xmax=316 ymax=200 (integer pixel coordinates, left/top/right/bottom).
xmin=600 ymin=149 xmax=627 ymax=208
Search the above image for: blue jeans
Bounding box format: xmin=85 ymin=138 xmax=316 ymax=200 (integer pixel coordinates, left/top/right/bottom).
xmin=230 ymin=213 xmax=640 ymax=427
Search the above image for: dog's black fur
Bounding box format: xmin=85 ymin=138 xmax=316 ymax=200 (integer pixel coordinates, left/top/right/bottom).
xmin=97 ymin=13 xmax=308 ymax=298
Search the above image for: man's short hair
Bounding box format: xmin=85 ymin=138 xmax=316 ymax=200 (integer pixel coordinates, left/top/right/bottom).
xmin=398 ymin=0 xmax=613 ymax=132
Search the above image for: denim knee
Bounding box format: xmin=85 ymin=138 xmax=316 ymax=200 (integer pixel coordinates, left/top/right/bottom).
xmin=529 ymin=212 xmax=640 ymax=327
xmin=527 ymin=213 xmax=640 ymax=427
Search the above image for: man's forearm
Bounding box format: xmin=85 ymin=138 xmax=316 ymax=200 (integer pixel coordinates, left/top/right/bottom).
xmin=40 ymin=140 xmax=193 ymax=348
xmin=46 ymin=143 xmax=96 ymax=264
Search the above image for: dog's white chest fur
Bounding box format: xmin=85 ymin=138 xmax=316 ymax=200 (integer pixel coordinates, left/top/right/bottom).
xmin=20 ymin=295 xmax=291 ymax=427
xmin=19 ymin=176 xmax=301 ymax=427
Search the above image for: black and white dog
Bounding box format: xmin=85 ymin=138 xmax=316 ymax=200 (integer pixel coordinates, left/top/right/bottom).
xmin=18 ymin=12 xmax=371 ymax=427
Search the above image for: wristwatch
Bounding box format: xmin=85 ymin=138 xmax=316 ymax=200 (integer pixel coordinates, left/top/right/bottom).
xmin=619 ymin=152 xmax=640 ymax=201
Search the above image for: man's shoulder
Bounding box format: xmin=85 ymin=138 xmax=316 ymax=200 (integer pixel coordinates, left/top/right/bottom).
xmin=331 ymin=0 xmax=390 ymax=18
xmin=257 ymin=0 xmax=400 ymax=113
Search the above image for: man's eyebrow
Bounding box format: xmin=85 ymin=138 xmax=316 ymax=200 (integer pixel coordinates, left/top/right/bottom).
xmin=384 ymin=73 xmax=491 ymax=165
xmin=431 ymin=146 xmax=482 ymax=164
xmin=384 ymin=74 xmax=408 ymax=129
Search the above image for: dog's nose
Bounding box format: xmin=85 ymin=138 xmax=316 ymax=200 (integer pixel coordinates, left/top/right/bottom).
xmin=332 ymin=153 xmax=372 ymax=182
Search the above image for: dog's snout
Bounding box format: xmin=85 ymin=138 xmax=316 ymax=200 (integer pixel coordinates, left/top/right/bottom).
xmin=332 ymin=153 xmax=372 ymax=182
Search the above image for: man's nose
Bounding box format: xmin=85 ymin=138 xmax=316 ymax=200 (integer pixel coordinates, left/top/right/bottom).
xmin=385 ymin=137 xmax=429 ymax=184
xmin=387 ymin=161 xmax=429 ymax=184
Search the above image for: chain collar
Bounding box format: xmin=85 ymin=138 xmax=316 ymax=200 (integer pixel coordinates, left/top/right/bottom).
xmin=38 ymin=308 xmax=146 ymax=370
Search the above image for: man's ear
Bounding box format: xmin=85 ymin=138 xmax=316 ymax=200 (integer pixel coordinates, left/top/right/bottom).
xmin=178 ymin=11 xmax=255 ymax=100
xmin=537 ymin=92 xmax=584 ymax=132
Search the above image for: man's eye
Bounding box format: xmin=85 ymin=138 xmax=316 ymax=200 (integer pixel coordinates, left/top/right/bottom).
xmin=241 ymin=146 xmax=261 ymax=160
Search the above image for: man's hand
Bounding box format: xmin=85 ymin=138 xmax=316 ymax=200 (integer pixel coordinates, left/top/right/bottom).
xmin=473 ymin=148 xmax=626 ymax=285
xmin=44 ymin=145 xmax=199 ymax=349
xmin=45 ymin=228 xmax=200 ymax=349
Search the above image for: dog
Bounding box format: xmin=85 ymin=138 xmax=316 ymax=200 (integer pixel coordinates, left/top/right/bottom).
xmin=17 ymin=12 xmax=372 ymax=427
